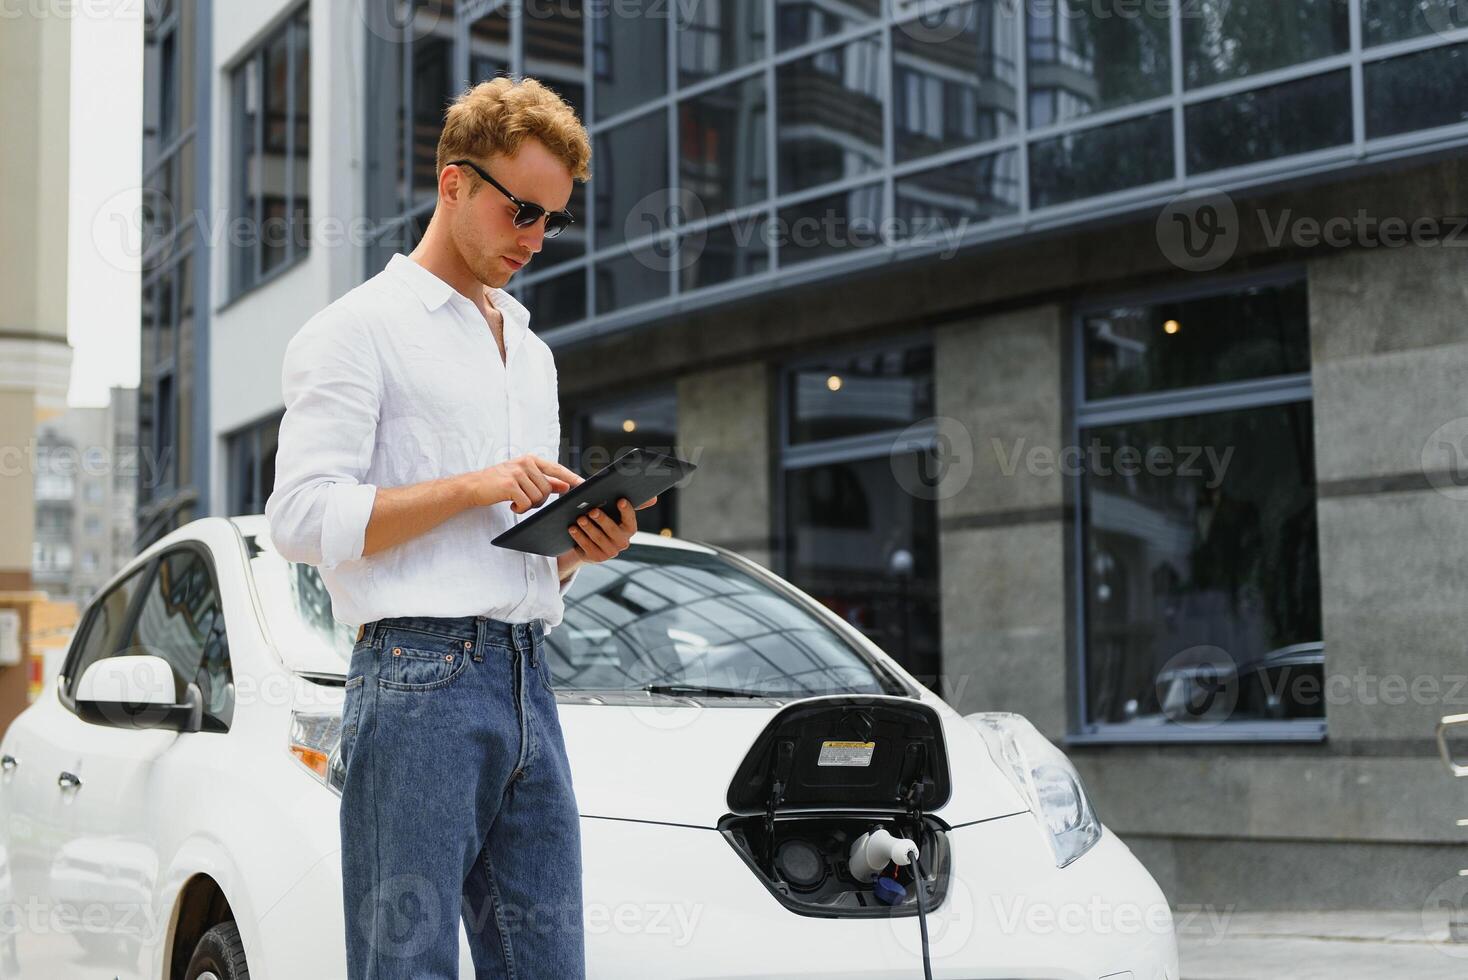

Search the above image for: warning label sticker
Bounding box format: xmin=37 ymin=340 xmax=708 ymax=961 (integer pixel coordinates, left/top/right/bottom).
xmin=817 ymin=740 xmax=876 ymax=767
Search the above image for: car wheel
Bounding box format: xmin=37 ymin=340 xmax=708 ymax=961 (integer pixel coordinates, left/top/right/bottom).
xmin=184 ymin=922 xmax=249 ymax=980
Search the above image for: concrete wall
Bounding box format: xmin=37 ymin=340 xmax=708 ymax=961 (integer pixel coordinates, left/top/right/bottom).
xmin=673 ymin=362 xmax=775 ymax=570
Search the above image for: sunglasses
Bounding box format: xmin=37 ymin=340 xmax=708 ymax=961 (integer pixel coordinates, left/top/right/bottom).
xmin=446 ymin=158 xmax=575 ymax=239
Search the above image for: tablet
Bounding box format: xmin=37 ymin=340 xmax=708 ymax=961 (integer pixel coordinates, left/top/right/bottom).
xmin=490 ymin=448 xmax=698 ymax=556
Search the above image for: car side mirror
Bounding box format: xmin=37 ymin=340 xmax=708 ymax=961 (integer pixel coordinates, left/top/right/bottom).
xmin=74 ymin=655 xmax=204 ymax=733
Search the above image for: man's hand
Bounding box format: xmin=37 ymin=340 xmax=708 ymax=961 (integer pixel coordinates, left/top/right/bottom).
xmin=462 ymin=454 xmax=585 ymax=513
xmin=559 ymin=495 xmax=658 ymax=571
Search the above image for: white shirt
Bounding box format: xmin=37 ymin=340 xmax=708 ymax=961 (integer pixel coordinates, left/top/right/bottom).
xmin=265 ymin=252 xmax=579 ymax=631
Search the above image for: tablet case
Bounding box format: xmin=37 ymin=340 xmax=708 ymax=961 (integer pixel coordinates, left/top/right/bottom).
xmin=490 ymin=448 xmax=698 ymax=557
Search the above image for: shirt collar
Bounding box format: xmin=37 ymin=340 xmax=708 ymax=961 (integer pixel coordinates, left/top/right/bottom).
xmin=386 ymin=252 xmax=532 ymax=338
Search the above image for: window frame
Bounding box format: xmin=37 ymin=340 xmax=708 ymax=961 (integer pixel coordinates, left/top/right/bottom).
xmin=1066 ymin=265 xmax=1326 ymax=745
xmin=59 ymin=542 xmax=235 ymax=734
xmin=227 ymin=3 xmax=311 ymax=301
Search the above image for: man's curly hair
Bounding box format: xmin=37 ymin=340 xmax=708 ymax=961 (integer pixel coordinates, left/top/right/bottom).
xmin=436 ymin=75 xmax=592 ymax=189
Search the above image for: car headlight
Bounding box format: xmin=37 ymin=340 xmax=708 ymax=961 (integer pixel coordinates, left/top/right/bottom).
xmin=967 ymin=712 xmax=1102 ymax=868
xmin=289 ymin=707 xmax=346 ymax=795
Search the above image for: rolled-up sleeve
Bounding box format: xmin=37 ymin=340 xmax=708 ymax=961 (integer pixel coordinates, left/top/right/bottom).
xmin=264 ymin=308 xmax=381 ymax=569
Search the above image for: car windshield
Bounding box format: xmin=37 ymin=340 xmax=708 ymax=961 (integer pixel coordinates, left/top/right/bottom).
xmin=247 ymin=538 xmax=905 ymax=697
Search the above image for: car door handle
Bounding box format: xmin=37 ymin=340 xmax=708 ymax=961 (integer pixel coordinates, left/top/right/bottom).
xmin=57 ymin=771 xmax=82 ymax=790
xmin=0 ymin=754 xmax=16 ymax=771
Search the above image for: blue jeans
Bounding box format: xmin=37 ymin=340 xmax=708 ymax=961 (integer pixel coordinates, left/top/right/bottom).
xmin=339 ymin=615 xmax=585 ymax=979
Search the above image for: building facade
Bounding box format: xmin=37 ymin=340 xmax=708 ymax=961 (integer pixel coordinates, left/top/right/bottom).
xmin=32 ymin=390 xmax=140 ymax=606
xmin=151 ymin=0 xmax=1468 ymax=909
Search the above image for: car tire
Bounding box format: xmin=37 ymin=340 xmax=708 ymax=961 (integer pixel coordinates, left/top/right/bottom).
xmin=184 ymin=922 xmax=249 ymax=980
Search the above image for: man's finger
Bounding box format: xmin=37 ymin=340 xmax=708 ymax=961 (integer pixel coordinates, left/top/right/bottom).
xmin=616 ymin=499 xmax=639 ymax=533
xmin=547 ymin=477 xmax=571 ymax=494
xmin=569 ymin=523 xmax=611 ymax=560
xmin=536 ymin=458 xmax=583 ymax=487
xmin=522 ymin=460 xmax=552 ymax=498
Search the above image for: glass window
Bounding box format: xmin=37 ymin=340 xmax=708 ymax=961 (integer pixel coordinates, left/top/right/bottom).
xmin=777 ymin=36 xmax=884 ymax=193
xmin=65 ymin=566 xmax=148 ymax=700
xmin=892 ymin=0 xmax=1018 ymax=161
xmin=1185 ymin=70 xmax=1352 ymax=174
xmin=518 ymin=267 xmax=587 ymax=330
xmin=126 ymin=549 xmax=234 ymax=728
xmin=524 ymin=0 xmax=585 ymax=117
xmin=1365 ymin=42 xmax=1468 ymax=140
xmin=776 ymin=0 xmax=880 ymax=51
xmin=680 ymin=212 xmax=769 ymax=291
xmin=592 ymin=1 xmax=668 ymax=120
xmin=1362 ymin=0 xmax=1468 ymax=46
xmin=787 ymin=344 xmax=933 ymax=444
xmin=1077 ymin=276 xmax=1322 ymax=734
xmin=467 ymin=4 xmax=511 ymax=84
xmin=230 ymin=7 xmax=311 ymax=295
xmin=546 ymin=544 xmax=907 ymax=696
xmin=679 ymin=74 xmax=768 ymax=217
xmin=410 ymin=28 xmax=454 ymax=209
xmin=564 ymin=389 xmax=679 ymax=534
xmin=1028 ymin=111 xmax=1172 ymax=208
xmin=1183 ymin=0 xmax=1349 ymax=89
xmin=1080 ymin=404 xmax=1322 ymax=728
xmin=1082 ymin=279 xmax=1311 ymax=400
xmin=678 ymin=0 xmax=767 ymax=84
xmin=227 ymin=413 xmax=283 ymax=516
xmin=893 ymin=148 xmax=1021 ymax=238
xmin=775 ymin=181 xmax=884 ymax=265
xmin=593 ymin=244 xmax=670 ymax=314
xmin=1026 ymin=0 xmax=1170 ymax=127
xmin=594 ymin=111 xmax=670 ymax=249
xmin=783 ymin=453 xmax=942 ymax=686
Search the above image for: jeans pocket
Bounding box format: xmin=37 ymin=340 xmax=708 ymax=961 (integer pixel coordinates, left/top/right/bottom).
xmin=377 ymin=632 xmax=472 ymax=692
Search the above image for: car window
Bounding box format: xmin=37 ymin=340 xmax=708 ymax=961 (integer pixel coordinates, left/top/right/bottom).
xmin=544 ymin=546 xmax=905 ymax=696
xmin=65 ymin=565 xmax=148 ymax=699
xmin=248 ymin=539 xmax=904 ymax=697
xmin=124 ymin=549 xmax=234 ymax=727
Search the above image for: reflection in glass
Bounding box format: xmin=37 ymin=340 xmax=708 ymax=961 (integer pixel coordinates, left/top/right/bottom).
xmin=1362 ymin=0 xmax=1468 ymax=46
xmin=681 ymin=213 xmax=769 ymax=291
xmin=1083 ymin=279 xmax=1310 ymax=400
xmin=784 ymin=453 xmax=941 ymax=686
xmin=1081 ymin=403 xmax=1322 ymax=726
xmin=892 ymin=1 xmax=1018 ymax=162
xmin=524 ymin=0 xmax=584 ymax=117
xmin=777 ymin=36 xmax=884 ymax=193
xmin=776 ymin=0 xmax=880 ymax=50
xmin=594 ymin=243 xmax=671 ymax=314
xmin=1365 ymin=43 xmax=1468 ymax=139
xmin=775 ymin=182 xmax=883 ymax=264
xmin=1185 ymin=71 xmax=1351 ymax=174
xmin=787 ymin=344 xmax=933 ymax=444
xmin=595 ymin=111 xmax=670 ymax=249
xmin=1028 ymin=111 xmax=1171 ymax=208
xmin=1027 ymin=0 xmax=1170 ymax=127
xmin=678 ymin=0 xmax=767 ymax=83
xmin=518 ymin=266 xmax=587 ymax=329
xmin=592 ymin=0 xmax=668 ymax=120
xmin=564 ymin=389 xmax=679 ymax=533
xmin=467 ymin=4 xmax=510 ymax=84
xmin=1183 ymin=0 xmax=1349 ymax=89
xmin=545 ymin=545 xmax=904 ymax=695
xmin=893 ymin=148 xmax=1020 ymax=238
xmin=679 ymin=74 xmax=768 ymax=217
xmin=410 ymin=29 xmax=454 ymax=208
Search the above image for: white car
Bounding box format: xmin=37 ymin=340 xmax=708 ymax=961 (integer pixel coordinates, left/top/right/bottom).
xmin=0 ymin=515 xmax=1178 ymax=979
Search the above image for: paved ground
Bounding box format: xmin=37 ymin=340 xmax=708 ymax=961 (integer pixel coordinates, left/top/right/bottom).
xmin=1178 ymin=911 xmax=1468 ymax=979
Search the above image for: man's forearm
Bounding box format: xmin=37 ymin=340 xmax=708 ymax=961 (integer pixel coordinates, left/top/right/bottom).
xmin=556 ymin=550 xmax=583 ymax=581
xmin=362 ymin=473 xmax=477 ymax=557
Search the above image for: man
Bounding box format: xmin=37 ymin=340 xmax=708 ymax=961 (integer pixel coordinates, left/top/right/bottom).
xmin=265 ymin=77 xmax=650 ymax=979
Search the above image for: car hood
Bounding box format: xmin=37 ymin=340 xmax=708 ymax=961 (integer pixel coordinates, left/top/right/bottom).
xmin=556 ymin=695 xmax=1030 ymax=828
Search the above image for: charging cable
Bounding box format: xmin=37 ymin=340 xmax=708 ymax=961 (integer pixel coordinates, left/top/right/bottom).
xmin=907 ymin=847 xmax=932 ymax=980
